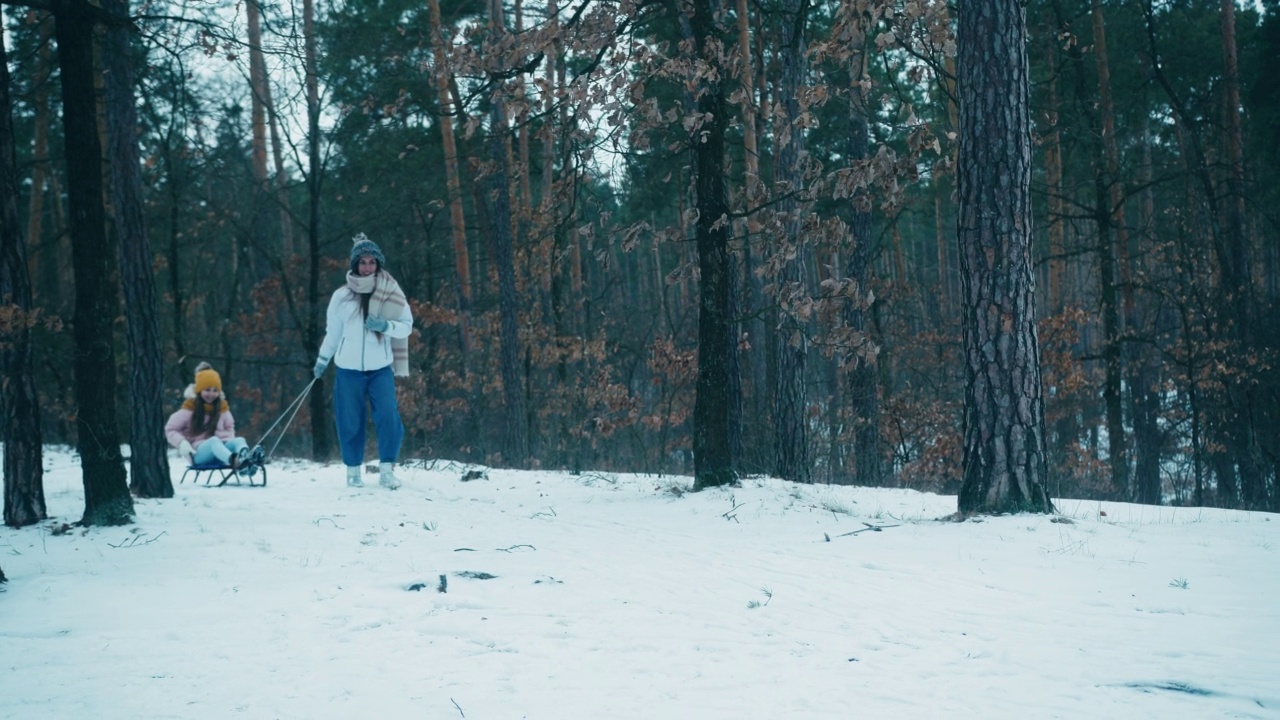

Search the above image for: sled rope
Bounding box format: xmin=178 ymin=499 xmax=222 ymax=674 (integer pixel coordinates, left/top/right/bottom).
xmin=254 ymin=378 xmax=318 ymax=460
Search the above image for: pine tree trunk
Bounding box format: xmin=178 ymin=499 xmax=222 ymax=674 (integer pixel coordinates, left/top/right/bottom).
xmin=1131 ymin=115 xmax=1163 ymax=506
xmin=955 ymin=0 xmax=1052 ymax=514
xmin=24 ymin=17 xmax=54 ymax=289
xmin=266 ymin=77 xmax=294 ymax=261
xmin=1092 ymin=0 xmax=1131 ymax=500
xmin=103 ymin=0 xmax=173 ymax=499
xmin=1042 ymin=38 xmax=1064 ymax=315
xmin=1 ymin=28 xmax=48 ymax=528
xmin=245 ymin=0 xmax=272 ymax=281
xmin=488 ymin=0 xmax=528 ymax=466
xmin=1220 ymin=0 xmax=1265 ymax=510
xmin=303 ymin=0 xmax=332 ymax=461
xmin=771 ymin=0 xmax=809 ymax=484
xmin=428 ymin=0 xmax=473 ymax=360
xmin=687 ymin=0 xmax=734 ymax=490
xmin=734 ymin=0 xmax=766 ymax=459
xmin=55 ymin=0 xmax=134 ymax=526
xmin=846 ymin=80 xmax=881 ymax=488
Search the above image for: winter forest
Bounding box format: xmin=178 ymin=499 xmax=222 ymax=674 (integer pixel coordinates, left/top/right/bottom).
xmin=1 ymin=0 xmax=1278 ymax=537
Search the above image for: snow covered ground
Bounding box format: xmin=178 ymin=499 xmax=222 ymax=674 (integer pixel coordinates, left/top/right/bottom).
xmin=2 ymin=446 xmax=1277 ymax=719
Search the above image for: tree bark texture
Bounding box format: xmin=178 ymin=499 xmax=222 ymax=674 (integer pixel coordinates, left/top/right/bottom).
xmin=772 ymin=0 xmax=810 ymax=484
xmin=103 ymin=0 xmax=173 ymax=498
xmin=955 ymin=0 xmax=1052 ymax=514
xmin=1132 ymin=119 xmax=1163 ymax=506
xmin=244 ymin=0 xmax=273 ymax=286
xmin=304 ymin=0 xmax=333 ymax=461
xmin=55 ymin=0 xmax=134 ymax=526
xmin=0 ymin=28 xmax=48 ymax=528
xmin=24 ymin=17 xmax=54 ymax=284
xmin=1091 ymin=0 xmax=1130 ymax=500
xmin=688 ymin=0 xmax=735 ymax=490
xmin=1220 ymin=0 xmax=1265 ymax=511
xmin=488 ymin=0 xmax=529 ymax=466
xmin=489 ymin=99 xmax=529 ymax=466
xmin=832 ymin=6 xmax=882 ymax=487
xmin=428 ymin=0 xmax=473 ymax=359
xmin=845 ymin=83 xmax=881 ymax=487
xmin=733 ymin=0 xmax=766 ymax=457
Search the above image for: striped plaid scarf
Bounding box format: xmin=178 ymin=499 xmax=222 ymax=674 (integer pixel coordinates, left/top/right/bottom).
xmin=347 ymin=270 xmax=410 ymax=377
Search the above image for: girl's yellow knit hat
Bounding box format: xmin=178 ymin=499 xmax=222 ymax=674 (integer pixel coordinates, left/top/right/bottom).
xmin=194 ymin=362 xmax=222 ymax=394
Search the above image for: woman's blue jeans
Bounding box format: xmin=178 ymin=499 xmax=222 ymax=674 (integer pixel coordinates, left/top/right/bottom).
xmin=334 ymin=366 xmax=404 ymax=467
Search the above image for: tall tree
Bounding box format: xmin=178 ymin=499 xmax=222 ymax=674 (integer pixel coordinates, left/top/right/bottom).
xmin=245 ymin=0 xmax=274 ymax=271
xmin=304 ymin=0 xmax=333 ymax=461
xmin=841 ymin=8 xmax=881 ymax=488
xmin=54 ymin=0 xmax=134 ymax=525
xmin=23 ymin=16 xmax=55 ymax=284
xmin=683 ymin=0 xmax=735 ymax=490
xmin=1 ymin=23 xmax=47 ymax=528
xmin=1091 ymin=0 xmax=1131 ymax=500
xmin=1219 ymin=0 xmax=1265 ymax=510
xmin=771 ymin=0 xmax=810 ymax=484
xmin=733 ymin=0 xmax=767 ymax=454
xmin=103 ymin=0 xmax=172 ymax=498
xmin=488 ymin=0 xmax=529 ymax=466
xmin=428 ymin=0 xmax=473 ymax=360
xmin=955 ymin=0 xmax=1053 ymax=514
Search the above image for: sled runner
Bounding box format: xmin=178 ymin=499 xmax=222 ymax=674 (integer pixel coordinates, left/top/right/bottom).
xmin=180 ymin=451 xmax=267 ymax=487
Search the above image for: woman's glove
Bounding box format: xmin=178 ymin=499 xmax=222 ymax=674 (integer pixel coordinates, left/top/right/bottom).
xmin=313 ymin=357 xmax=329 ymax=378
xmin=365 ymin=316 xmax=389 ymax=333
xmin=178 ymin=440 xmax=195 ymax=464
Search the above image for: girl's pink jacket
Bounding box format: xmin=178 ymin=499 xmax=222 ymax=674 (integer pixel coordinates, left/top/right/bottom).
xmin=164 ymin=402 xmax=236 ymax=450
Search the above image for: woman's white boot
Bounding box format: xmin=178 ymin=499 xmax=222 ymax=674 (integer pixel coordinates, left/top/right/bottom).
xmin=379 ymin=462 xmax=401 ymax=490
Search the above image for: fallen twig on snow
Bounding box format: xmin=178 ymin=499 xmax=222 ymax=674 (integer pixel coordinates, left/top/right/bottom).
xmin=830 ymin=522 xmax=899 ymax=539
xmin=722 ymin=499 xmax=746 ymax=523
xmin=108 ymin=531 xmax=167 ymax=548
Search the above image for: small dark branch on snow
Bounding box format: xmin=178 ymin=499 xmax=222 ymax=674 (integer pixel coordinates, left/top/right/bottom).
xmin=451 ymin=698 xmax=465 ymax=718
xmin=495 ymin=544 xmax=536 ymax=553
xmin=722 ymin=501 xmax=746 ymax=523
xmin=531 ymin=507 xmax=557 ymax=518
xmin=438 ymin=574 xmax=448 ymax=593
xmin=108 ymin=531 xmax=167 ymax=548
xmin=834 ymin=523 xmax=899 ymax=538
xmin=314 ymin=517 xmax=344 ymax=529
xmin=454 ymin=547 xmax=477 ymax=552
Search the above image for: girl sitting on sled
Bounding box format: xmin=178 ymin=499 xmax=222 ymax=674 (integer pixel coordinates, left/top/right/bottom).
xmin=165 ymin=362 xmax=263 ymax=475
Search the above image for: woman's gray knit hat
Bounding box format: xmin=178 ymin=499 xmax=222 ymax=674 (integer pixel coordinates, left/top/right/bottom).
xmin=350 ymin=233 xmax=385 ymax=272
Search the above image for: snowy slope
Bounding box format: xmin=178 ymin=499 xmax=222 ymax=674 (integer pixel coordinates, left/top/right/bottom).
xmin=2 ymin=447 xmax=1277 ymax=719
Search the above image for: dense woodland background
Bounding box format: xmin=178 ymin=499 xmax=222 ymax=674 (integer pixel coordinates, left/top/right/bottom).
xmin=0 ymin=0 xmax=1277 ymax=523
